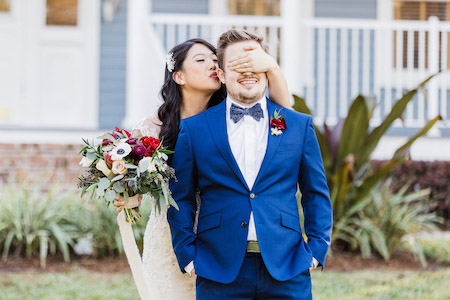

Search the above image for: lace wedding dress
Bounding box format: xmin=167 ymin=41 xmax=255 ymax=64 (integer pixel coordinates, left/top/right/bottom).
xmin=119 ymin=116 xmax=196 ymax=300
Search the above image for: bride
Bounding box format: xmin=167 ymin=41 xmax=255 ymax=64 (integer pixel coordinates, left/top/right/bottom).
xmin=115 ymin=37 xmax=291 ymax=299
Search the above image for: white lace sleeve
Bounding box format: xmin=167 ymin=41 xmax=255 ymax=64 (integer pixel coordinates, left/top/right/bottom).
xmin=133 ymin=115 xmax=162 ymax=138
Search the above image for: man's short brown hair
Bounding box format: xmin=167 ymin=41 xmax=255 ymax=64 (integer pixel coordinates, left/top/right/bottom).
xmin=216 ymin=29 xmax=268 ymax=70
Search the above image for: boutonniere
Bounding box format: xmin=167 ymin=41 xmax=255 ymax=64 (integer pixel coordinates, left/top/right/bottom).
xmin=270 ymin=109 xmax=287 ymax=136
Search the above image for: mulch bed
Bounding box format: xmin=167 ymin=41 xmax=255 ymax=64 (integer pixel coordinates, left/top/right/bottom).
xmin=0 ymin=250 xmax=444 ymax=274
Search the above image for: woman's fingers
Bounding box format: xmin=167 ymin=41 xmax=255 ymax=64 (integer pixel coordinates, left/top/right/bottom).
xmin=228 ymin=55 xmax=250 ymax=68
xmin=228 ymin=48 xmax=276 ymax=73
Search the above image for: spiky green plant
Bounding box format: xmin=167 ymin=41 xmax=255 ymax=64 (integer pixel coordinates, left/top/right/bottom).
xmin=335 ymin=179 xmax=440 ymax=266
xmin=75 ymin=197 xmax=151 ymax=257
xmin=0 ymin=182 xmax=83 ymax=268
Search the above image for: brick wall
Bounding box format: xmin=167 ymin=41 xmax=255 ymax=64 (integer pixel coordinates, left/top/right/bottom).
xmin=0 ymin=143 xmax=85 ymax=185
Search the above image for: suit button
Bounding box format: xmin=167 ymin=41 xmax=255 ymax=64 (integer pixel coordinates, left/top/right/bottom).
xmin=241 ymin=221 xmax=248 ymax=228
xmin=250 ymin=193 xmax=256 ymax=199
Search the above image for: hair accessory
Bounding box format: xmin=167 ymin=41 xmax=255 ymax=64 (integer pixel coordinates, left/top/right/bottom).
xmin=166 ymin=52 xmax=175 ymax=72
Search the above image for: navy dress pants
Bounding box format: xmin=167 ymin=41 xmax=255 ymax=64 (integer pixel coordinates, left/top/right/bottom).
xmin=196 ymin=253 xmax=312 ymax=300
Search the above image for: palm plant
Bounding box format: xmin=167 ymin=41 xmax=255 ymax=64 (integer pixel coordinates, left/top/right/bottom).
xmin=292 ymin=74 xmax=442 ymax=244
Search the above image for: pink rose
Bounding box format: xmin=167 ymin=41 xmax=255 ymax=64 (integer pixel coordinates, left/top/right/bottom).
xmin=111 ymin=160 xmax=127 ymax=175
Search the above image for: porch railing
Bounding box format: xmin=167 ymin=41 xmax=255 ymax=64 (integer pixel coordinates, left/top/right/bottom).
xmin=149 ymin=14 xmax=449 ymax=135
xmin=150 ymin=13 xmax=283 ymax=67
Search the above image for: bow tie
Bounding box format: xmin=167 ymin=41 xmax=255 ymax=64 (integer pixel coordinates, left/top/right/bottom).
xmin=230 ymin=103 xmax=264 ymax=123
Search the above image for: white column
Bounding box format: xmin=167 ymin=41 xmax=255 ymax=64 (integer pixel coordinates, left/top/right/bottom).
xmin=377 ymin=0 xmax=393 ymax=21
xmin=427 ymin=16 xmax=441 ymax=137
xmin=280 ymin=0 xmax=312 ymax=98
xmin=123 ymin=0 xmax=165 ymax=129
xmin=209 ymin=0 xmax=228 ymax=44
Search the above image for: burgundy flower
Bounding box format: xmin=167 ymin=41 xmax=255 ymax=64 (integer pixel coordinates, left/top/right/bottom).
xmin=126 ymin=138 xmax=138 ymax=145
xmin=132 ymin=143 xmax=146 ymax=157
xmin=270 ymin=117 xmax=287 ymax=130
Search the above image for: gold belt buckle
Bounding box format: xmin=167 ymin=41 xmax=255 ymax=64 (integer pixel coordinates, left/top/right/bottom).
xmin=246 ymin=241 xmax=260 ymax=253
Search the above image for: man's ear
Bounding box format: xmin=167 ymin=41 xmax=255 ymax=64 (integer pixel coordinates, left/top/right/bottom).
xmin=172 ymin=71 xmax=185 ymax=85
xmin=217 ymin=68 xmax=226 ymax=84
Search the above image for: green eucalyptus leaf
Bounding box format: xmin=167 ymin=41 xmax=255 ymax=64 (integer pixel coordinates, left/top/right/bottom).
xmin=98 ymin=177 xmax=110 ymax=190
xmin=86 ymin=152 xmax=97 ymax=161
xmin=97 ymin=134 xmax=116 ymax=142
xmin=96 ymin=189 xmax=105 ymax=197
xmin=113 ymin=182 xmax=125 ymax=193
xmin=105 ymin=190 xmax=116 ymax=202
xmin=125 ymin=164 xmax=138 ymax=169
xmin=111 ymin=174 xmax=124 ymax=182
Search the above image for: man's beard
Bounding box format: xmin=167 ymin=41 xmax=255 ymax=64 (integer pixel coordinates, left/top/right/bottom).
xmin=228 ymin=89 xmax=265 ymax=105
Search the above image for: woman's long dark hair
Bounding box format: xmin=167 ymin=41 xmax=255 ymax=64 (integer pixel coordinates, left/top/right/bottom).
xmin=158 ymin=39 xmax=226 ymax=152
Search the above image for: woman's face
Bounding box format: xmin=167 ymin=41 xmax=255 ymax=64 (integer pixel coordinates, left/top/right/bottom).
xmin=176 ymin=43 xmax=221 ymax=93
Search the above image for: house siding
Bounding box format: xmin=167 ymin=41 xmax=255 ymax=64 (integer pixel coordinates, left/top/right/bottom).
xmin=152 ymin=0 xmax=209 ymax=14
xmin=98 ymin=0 xmax=128 ymax=129
xmin=315 ymin=0 xmax=377 ymax=19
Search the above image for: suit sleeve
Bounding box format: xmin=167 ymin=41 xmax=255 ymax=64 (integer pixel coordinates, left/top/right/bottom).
xmin=298 ymin=116 xmax=333 ymax=268
xmin=167 ymin=120 xmax=198 ymax=272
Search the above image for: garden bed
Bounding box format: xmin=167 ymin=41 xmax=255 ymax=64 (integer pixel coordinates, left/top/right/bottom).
xmin=0 ymin=249 xmax=445 ymax=275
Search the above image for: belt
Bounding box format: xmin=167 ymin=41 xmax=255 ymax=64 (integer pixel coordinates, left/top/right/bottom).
xmin=246 ymin=241 xmax=260 ymax=253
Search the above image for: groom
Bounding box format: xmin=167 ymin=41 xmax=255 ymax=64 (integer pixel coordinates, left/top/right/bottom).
xmin=168 ymin=29 xmax=332 ymax=299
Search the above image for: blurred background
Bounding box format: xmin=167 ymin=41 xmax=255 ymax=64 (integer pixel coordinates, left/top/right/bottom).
xmin=0 ymin=0 xmax=449 ymax=299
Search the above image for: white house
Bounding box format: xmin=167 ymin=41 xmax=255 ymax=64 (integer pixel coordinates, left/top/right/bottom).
xmin=0 ymin=0 xmax=449 ymax=177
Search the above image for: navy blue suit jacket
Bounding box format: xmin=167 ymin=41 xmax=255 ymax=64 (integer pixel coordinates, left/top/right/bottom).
xmin=168 ymin=98 xmax=332 ymax=284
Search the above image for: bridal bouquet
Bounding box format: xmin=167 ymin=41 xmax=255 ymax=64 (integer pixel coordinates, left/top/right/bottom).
xmin=78 ymin=127 xmax=178 ymax=223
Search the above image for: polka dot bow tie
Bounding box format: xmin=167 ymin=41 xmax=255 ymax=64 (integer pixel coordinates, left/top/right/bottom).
xmin=230 ymin=103 xmax=264 ymax=123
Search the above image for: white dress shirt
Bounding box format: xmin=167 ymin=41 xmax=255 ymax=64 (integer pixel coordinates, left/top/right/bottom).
xmin=185 ymin=96 xmax=318 ymax=274
xmin=226 ymin=95 xmax=268 ymax=241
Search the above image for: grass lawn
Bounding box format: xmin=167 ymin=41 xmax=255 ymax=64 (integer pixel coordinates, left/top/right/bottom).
xmin=1 ymin=268 xmax=449 ymax=300
xmin=312 ymin=269 xmax=450 ymax=300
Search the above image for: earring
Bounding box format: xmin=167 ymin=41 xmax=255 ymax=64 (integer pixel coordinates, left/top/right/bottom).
xmin=179 ymin=81 xmax=184 ymax=84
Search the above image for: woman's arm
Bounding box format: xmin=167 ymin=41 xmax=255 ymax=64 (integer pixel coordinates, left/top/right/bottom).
xmin=228 ymin=47 xmax=291 ymax=108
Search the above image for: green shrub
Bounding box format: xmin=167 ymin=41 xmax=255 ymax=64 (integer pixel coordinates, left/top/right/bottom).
xmin=0 ymin=183 xmax=83 ymax=268
xmin=0 ymin=182 xmax=152 ymax=266
xmin=373 ymin=160 xmax=450 ymax=228
xmin=77 ymin=198 xmax=151 ymax=257
xmin=405 ymin=237 xmax=450 ymax=265
xmin=335 ymin=179 xmax=441 ymax=265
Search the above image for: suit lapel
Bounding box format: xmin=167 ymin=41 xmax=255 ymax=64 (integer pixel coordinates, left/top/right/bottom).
xmin=205 ymin=100 xmax=249 ymax=190
xmin=253 ymin=99 xmax=284 ymax=188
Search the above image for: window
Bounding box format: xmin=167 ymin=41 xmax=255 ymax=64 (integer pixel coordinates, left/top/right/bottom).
xmin=229 ymin=0 xmax=280 ymax=16
xmin=46 ymin=0 xmax=78 ymax=26
xmin=0 ymin=0 xmax=10 ymax=12
xmin=394 ymin=1 xmax=450 ymax=69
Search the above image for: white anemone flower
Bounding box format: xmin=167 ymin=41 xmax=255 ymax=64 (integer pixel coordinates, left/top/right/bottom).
xmin=79 ymin=156 xmax=94 ymax=167
xmin=110 ymin=142 xmax=132 ymax=160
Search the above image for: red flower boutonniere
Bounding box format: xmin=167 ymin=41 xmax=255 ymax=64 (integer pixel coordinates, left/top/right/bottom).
xmin=270 ymin=109 xmax=287 ymax=136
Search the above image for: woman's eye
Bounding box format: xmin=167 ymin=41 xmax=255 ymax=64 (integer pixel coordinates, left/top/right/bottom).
xmin=213 ymin=59 xmax=218 ymax=62
xmin=197 ymin=59 xmax=205 ymax=62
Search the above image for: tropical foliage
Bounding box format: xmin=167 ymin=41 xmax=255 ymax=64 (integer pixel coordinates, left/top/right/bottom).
xmin=293 ymin=74 xmax=442 ymax=253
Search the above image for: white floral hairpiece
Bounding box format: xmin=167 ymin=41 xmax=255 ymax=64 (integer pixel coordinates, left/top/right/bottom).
xmin=166 ymin=52 xmax=175 ymax=72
